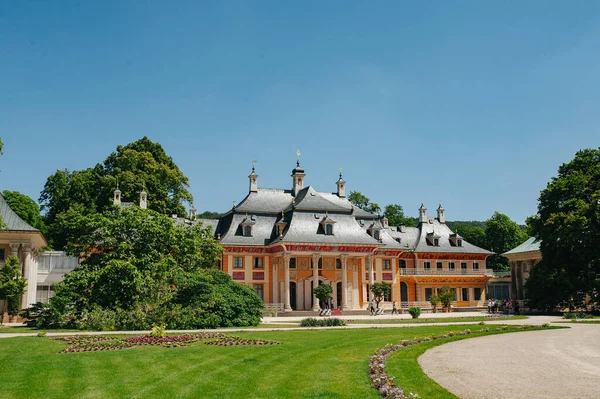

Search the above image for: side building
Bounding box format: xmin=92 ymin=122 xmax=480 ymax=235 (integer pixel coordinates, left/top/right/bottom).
xmin=196 ymin=162 xmax=495 ymax=311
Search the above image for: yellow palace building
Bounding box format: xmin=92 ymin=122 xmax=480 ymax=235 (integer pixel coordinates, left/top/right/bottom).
xmin=197 ymin=162 xmax=494 ymax=312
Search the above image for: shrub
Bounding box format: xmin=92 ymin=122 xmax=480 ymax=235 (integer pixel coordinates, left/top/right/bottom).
xmin=563 ymin=312 xmax=594 ymax=319
xmin=150 ymin=324 xmax=167 ymax=337
xmin=408 ymin=307 xmax=421 ymax=319
xmin=75 ymin=306 xmax=117 ymax=331
xmin=300 ymin=318 xmax=346 ymax=327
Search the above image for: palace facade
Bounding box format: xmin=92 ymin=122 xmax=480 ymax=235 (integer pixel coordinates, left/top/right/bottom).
xmin=196 ymin=162 xmax=494 ymax=311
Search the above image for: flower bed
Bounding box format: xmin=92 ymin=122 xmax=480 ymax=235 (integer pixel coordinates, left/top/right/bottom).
xmin=369 ymin=324 xmax=548 ymax=399
xmin=52 ymin=332 xmax=280 ymax=353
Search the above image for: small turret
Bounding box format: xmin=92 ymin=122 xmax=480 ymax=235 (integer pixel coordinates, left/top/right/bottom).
xmin=437 ymin=203 xmax=445 ymax=223
xmin=291 ymin=160 xmax=305 ymax=196
xmin=113 ymin=185 xmax=121 ymax=206
xmin=140 ymin=190 xmax=148 ymax=209
xmin=249 ymin=162 xmax=258 ymax=193
xmin=418 ymin=203 xmax=427 ymax=223
xmin=336 ymin=170 xmax=346 ymax=198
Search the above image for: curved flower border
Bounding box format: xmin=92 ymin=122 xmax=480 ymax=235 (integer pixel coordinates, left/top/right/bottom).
xmin=369 ymin=324 xmax=548 ymax=399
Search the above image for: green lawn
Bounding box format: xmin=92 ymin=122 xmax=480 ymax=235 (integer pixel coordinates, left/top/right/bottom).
xmin=346 ymin=315 xmax=527 ymax=324
xmin=0 ymin=326 xmax=81 ymax=334
xmin=0 ymin=325 xmax=547 ymax=399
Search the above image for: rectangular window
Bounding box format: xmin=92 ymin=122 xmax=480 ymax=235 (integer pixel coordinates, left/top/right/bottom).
xmin=449 ymin=262 xmax=455 ymax=270
xmin=0 ymin=248 xmax=5 ymax=261
xmin=400 ymin=259 xmax=407 ymax=269
xmin=336 ymin=259 xmax=342 ymax=270
xmin=253 ymin=284 xmax=264 ymax=301
xmin=461 ymin=262 xmax=468 ymax=270
xmin=424 ymin=288 xmax=433 ymax=301
xmin=253 ymin=257 xmax=263 ymax=269
xmin=310 ymin=258 xmax=323 ymax=270
xmin=473 ymin=262 xmax=479 ymax=270
xmin=383 ymin=260 xmax=391 ymax=270
xmin=366 ymin=284 xmax=370 ymax=301
xmin=474 ymin=287 xmax=482 ymax=300
xmin=36 ymin=285 xmax=55 ymax=304
xmin=289 ymin=258 xmax=296 ymax=269
xmin=233 ymin=257 xmax=243 ymax=269
xmin=436 ymin=262 xmax=443 ymax=270
xmin=462 ymin=288 xmax=469 ymax=301
xmin=423 ymin=261 xmax=431 ymax=270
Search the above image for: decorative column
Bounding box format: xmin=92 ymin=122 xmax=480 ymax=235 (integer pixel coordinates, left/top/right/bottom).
xmin=340 ymin=254 xmax=348 ymax=310
xmin=367 ymin=254 xmax=374 ymax=301
xmin=352 ymin=261 xmax=359 ymax=309
xmin=273 ymin=257 xmax=279 ymax=304
xmin=312 ymin=253 xmax=321 ymax=311
xmin=27 ymin=249 xmax=39 ymax=306
xmin=21 ymin=243 xmax=32 ymax=309
xmin=9 ymin=243 xmax=20 ymax=257
xmin=283 ymin=253 xmax=292 ymax=312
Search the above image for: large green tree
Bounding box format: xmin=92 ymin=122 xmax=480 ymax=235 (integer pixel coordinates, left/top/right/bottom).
xmin=28 ymin=206 xmax=263 ymax=329
xmin=348 ymin=191 xmax=381 ymax=214
xmin=39 ymin=137 xmax=193 ymax=249
xmin=2 ymin=190 xmax=46 ymax=233
xmin=525 ymin=148 xmax=600 ymax=311
xmin=449 ymin=223 xmax=487 ymax=249
xmin=383 ymin=204 xmax=417 ymax=227
xmin=485 ymin=212 xmax=528 ymax=271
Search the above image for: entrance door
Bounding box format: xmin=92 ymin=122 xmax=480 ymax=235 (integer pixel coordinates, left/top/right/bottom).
xmin=400 ymin=282 xmax=408 ymax=303
xmin=290 ymin=282 xmax=297 ymax=310
xmin=336 ymin=282 xmax=342 ymax=310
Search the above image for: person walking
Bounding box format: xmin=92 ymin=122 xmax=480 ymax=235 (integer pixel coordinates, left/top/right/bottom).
xmin=391 ymin=302 xmax=398 ymax=315
xmin=514 ymin=300 xmax=520 ymax=315
xmin=369 ymin=299 xmax=376 ymax=316
xmin=487 ymin=299 xmax=492 ymax=314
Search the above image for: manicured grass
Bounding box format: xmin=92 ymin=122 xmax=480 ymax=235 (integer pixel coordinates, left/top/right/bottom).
xmin=555 ymin=320 xmax=600 ymax=324
xmin=0 ymin=325 xmax=544 ymax=399
xmin=346 ymin=315 xmax=527 ymax=324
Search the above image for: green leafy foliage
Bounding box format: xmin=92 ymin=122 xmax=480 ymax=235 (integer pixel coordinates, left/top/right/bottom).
xmin=438 ymin=286 xmax=455 ymax=309
xmin=26 ymin=207 xmax=263 ymax=330
xmin=371 ymin=282 xmax=391 ymax=308
xmin=485 ymin=212 xmax=528 ymax=271
xmin=0 ymin=256 xmax=27 ymax=318
xmin=383 ymin=204 xmax=417 ymax=227
xmin=408 ymin=307 xmax=421 ymax=319
xmin=300 ymin=318 xmax=346 ymax=327
xmin=39 ymin=137 xmax=193 ymax=249
xmin=196 ymin=211 xmax=224 ymax=219
xmin=348 ymin=191 xmax=380 ymax=214
xmin=313 ymin=284 xmax=334 ymax=308
xmin=526 ymin=148 xmax=600 ymax=311
xmin=1 ymin=190 xmax=47 ymax=233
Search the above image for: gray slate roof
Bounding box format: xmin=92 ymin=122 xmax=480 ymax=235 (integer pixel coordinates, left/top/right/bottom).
xmin=235 ymin=188 xmax=293 ymax=213
xmin=503 ymin=237 xmax=541 ymax=255
xmin=412 ymin=218 xmax=493 ymax=254
xmin=0 ymin=193 xmax=39 ymax=232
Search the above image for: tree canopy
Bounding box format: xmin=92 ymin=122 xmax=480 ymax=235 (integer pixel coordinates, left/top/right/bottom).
xmin=371 ymin=282 xmax=391 ymax=308
xmin=348 ymin=191 xmax=381 ymax=214
xmin=0 ymin=256 xmax=27 ymax=319
xmin=525 ymin=148 xmax=600 ymax=311
xmin=39 ymin=137 xmax=193 ymax=249
xmin=485 ymin=212 xmax=528 ymax=270
xmin=383 ymin=204 xmax=417 ymax=227
xmin=28 ymin=207 xmax=264 ymax=330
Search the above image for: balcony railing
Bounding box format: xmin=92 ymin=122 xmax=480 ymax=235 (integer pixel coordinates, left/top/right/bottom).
xmin=399 ymin=268 xmax=494 ymax=277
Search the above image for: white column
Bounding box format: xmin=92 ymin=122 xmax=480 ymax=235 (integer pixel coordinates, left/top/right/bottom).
xmin=341 ymin=254 xmax=349 ymax=310
xmin=27 ymin=249 xmax=39 ymax=307
xmin=9 ymin=243 xmax=20 ymax=257
xmin=352 ymin=261 xmax=359 ymax=309
xmin=283 ymin=254 xmax=292 ymax=312
xmin=273 ymin=257 xmax=279 ymax=304
xmin=21 ymin=244 xmax=32 ymax=309
xmin=312 ymin=253 xmax=321 ymax=311
xmin=367 ymin=254 xmax=374 ymax=301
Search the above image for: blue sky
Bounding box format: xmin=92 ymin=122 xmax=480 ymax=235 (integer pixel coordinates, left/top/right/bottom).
xmin=1 ymin=1 xmax=599 ymax=224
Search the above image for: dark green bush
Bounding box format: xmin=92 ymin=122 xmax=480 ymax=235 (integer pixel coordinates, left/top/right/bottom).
xmin=408 ymin=307 xmax=421 ymax=319
xmin=563 ymin=312 xmax=594 ymax=319
xmin=300 ymin=317 xmax=346 ymax=327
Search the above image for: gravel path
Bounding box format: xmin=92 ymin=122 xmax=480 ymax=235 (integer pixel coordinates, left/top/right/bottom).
xmin=419 ymin=320 xmax=600 ymax=399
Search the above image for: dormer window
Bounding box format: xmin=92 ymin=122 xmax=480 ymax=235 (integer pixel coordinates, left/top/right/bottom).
xmin=368 ymin=221 xmax=383 ymax=240
xmin=320 ymin=213 xmax=336 ymax=236
xmin=374 ymin=230 xmax=380 ymax=240
xmin=240 ymin=214 xmax=256 ymax=237
xmin=449 ymin=233 xmax=463 ymax=247
xmin=426 ymin=232 xmax=441 ymax=246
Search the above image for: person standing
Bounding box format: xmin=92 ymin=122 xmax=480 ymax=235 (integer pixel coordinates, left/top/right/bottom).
xmin=391 ymin=302 xmax=398 ymax=315
xmin=370 ymin=299 xmax=376 ymax=316
xmin=487 ymin=299 xmax=492 ymax=314
xmin=514 ymin=300 xmax=520 ymax=315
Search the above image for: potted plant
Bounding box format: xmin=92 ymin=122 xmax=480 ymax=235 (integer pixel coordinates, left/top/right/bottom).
xmin=408 ymin=306 xmax=421 ymax=319
xmin=429 ymin=294 xmax=440 ymax=313
xmin=438 ymin=286 xmax=455 ymax=313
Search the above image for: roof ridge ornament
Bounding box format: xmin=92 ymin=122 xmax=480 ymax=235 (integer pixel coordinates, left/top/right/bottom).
xmin=296 ymin=149 xmax=301 ymax=166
